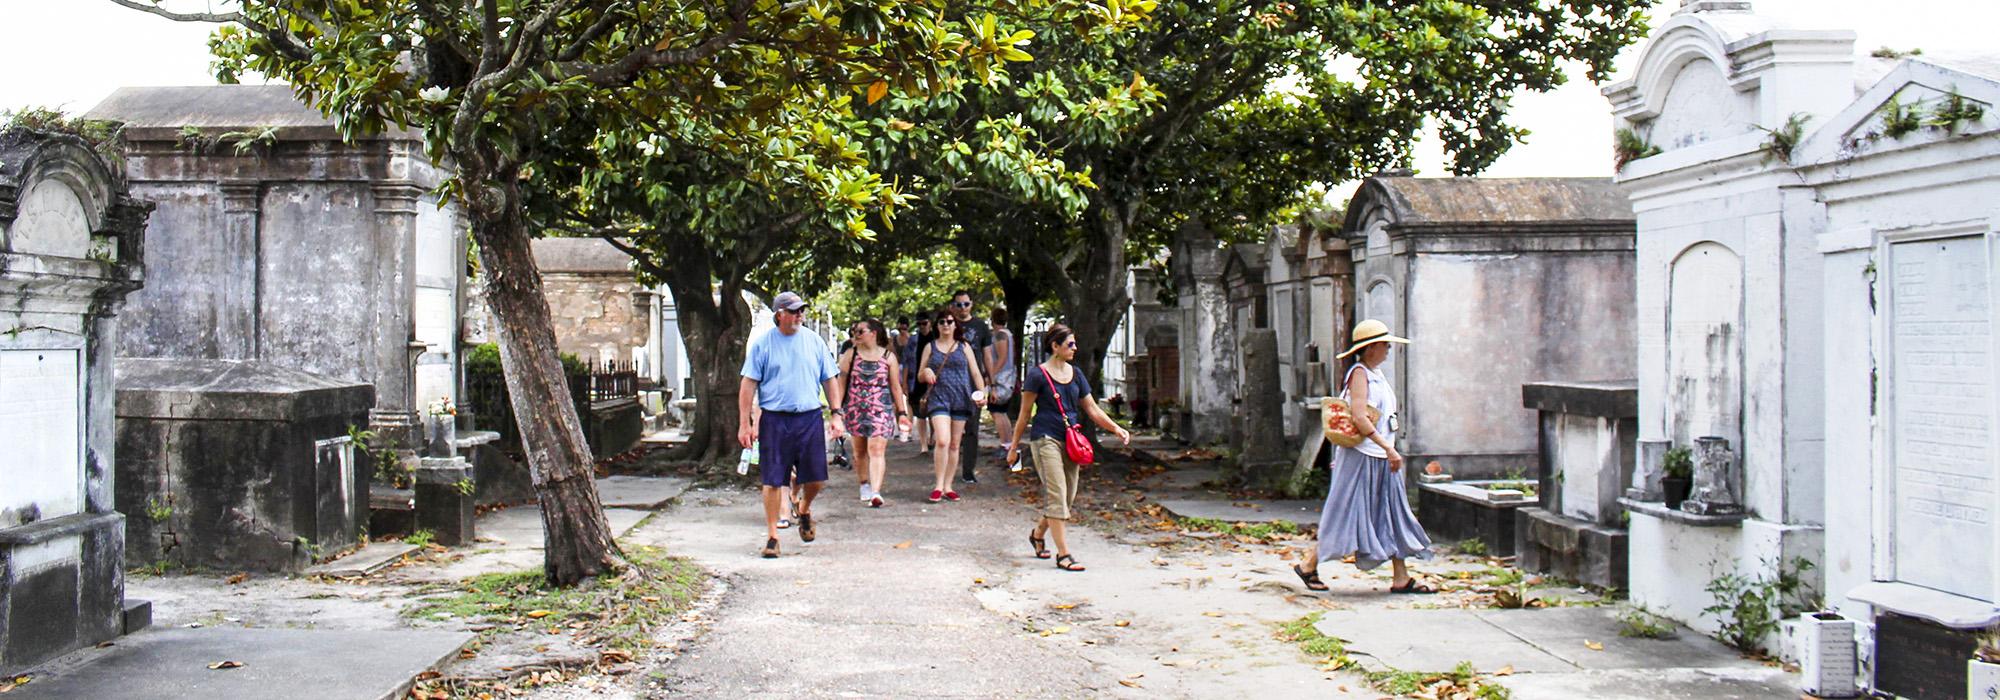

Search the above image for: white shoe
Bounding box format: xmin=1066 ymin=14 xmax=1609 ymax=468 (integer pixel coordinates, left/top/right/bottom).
xmin=860 ymin=484 xmax=873 ymax=503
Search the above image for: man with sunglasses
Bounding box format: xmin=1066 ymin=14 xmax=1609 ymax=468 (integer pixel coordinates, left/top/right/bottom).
xmin=948 ymin=290 xmax=992 ymax=483
xmin=739 ymin=291 xmax=843 ymax=559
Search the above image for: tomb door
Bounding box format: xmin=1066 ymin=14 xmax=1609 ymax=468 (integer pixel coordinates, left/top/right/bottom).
xmin=1883 ymin=232 xmax=1995 ymax=601
xmin=1666 ymin=242 xmax=1744 ymax=450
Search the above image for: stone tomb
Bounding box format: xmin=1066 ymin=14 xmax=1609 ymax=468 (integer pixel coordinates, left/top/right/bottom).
xmin=1514 ymin=381 xmax=1637 ymax=589
xmin=0 ymin=128 xmax=151 ymax=675
xmin=115 ymin=359 xmax=372 ymax=571
xmin=1339 ymin=174 xmax=1636 ymax=480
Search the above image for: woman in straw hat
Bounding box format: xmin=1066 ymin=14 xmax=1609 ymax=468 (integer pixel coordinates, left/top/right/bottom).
xmin=1293 ymin=319 xmax=1436 ymax=594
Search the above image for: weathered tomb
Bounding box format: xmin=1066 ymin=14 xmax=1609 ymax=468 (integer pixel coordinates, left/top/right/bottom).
xmin=0 ymin=128 xmax=151 ymax=674
xmin=83 ymin=85 xmax=469 ymax=565
xmin=1339 ymin=174 xmax=1637 ymax=480
xmin=1514 ymin=380 xmax=1637 ymax=589
xmin=1798 ymin=53 xmax=2000 ymax=697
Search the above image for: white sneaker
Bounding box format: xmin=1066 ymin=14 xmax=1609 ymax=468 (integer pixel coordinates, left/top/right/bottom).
xmin=859 ymin=484 xmax=873 ymax=503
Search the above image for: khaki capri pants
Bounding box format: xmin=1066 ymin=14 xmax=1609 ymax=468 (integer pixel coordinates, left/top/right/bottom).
xmin=1031 ymin=437 xmax=1082 ymax=520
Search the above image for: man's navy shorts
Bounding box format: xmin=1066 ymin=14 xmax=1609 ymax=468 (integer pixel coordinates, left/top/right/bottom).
xmin=758 ymin=410 xmax=829 ymax=488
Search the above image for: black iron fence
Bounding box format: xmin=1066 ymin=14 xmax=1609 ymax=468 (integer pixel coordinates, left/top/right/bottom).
xmin=466 ymin=358 xmax=640 ymax=443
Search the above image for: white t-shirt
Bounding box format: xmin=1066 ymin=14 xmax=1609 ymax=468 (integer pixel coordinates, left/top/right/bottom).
xmin=1343 ymin=363 xmax=1398 ymax=458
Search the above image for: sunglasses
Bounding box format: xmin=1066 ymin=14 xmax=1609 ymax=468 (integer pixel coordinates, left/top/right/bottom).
xmin=851 ymin=327 xmax=872 ymax=335
xmin=951 ymin=301 xmax=972 ymax=308
xmin=938 ymin=320 xmax=956 ymax=326
xmin=1063 ymin=341 xmax=1078 ymax=349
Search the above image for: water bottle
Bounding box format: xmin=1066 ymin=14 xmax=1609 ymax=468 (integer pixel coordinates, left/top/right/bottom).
xmin=737 ymin=445 xmax=757 ymax=475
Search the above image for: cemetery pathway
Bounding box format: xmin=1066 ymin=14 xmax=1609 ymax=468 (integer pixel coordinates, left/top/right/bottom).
xmin=606 ymin=439 xmax=1354 ymax=699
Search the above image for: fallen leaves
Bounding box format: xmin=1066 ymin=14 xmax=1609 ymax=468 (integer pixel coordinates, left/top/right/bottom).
xmin=1584 ymin=640 xmax=1604 ymax=651
xmin=1114 ymin=620 xmax=1131 ymax=627
xmin=1118 ymin=678 xmax=1143 ymax=688
xmin=1494 ymin=665 xmax=1515 ymax=676
xmin=206 ymin=660 xmax=244 ymax=670
xmin=525 ymin=610 xmax=554 ymax=619
xmin=893 ymin=541 xmax=913 ymax=549
xmin=224 ymin=572 xmax=249 ymax=585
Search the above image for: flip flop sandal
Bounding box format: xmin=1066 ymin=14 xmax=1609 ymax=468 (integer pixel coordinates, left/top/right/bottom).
xmin=761 ymin=538 xmax=780 ymax=559
xmin=798 ymin=513 xmax=816 ymax=543
xmin=1389 ymin=580 xmax=1439 ymax=594
xmin=1293 ymin=564 xmax=1329 ymax=591
xmin=1054 ymin=554 xmax=1086 ymax=572
xmin=1029 ymin=533 xmax=1051 ymax=559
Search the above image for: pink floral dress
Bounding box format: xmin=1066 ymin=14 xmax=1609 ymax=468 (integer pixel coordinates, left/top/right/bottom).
xmin=843 ymin=355 xmax=896 ymax=438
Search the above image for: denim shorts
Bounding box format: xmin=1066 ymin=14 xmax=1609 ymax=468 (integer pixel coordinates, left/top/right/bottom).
xmin=927 ymin=408 xmax=973 ymax=421
xmin=757 ymin=410 xmax=828 ymax=488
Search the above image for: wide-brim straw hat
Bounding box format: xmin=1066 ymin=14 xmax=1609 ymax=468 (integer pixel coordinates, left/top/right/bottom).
xmin=1336 ymin=319 xmax=1410 ymax=358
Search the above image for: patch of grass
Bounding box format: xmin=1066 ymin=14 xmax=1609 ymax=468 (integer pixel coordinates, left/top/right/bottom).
xmin=1617 ymin=607 xmax=1676 ymax=639
xmin=403 ymin=545 xmax=705 ymax=652
xmin=1367 ymin=661 xmax=1512 ymax=698
xmin=1180 ymin=516 xmax=1302 ymax=541
xmin=1480 ymin=566 xmax=1524 ymax=587
xmin=404 ymin=529 xmax=436 ymax=547
xmin=1275 ymin=613 xmax=1353 ymax=670
xmin=1455 ymin=538 xmax=1488 ymax=556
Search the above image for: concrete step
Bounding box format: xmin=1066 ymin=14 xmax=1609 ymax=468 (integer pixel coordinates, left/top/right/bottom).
xmin=304 ymin=542 xmax=420 ymax=578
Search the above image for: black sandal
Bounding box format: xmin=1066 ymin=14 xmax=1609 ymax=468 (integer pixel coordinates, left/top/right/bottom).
xmin=1293 ymin=564 xmax=1329 ymax=591
xmin=1029 ymin=532 xmax=1051 ymax=559
xmin=1054 ymin=554 xmax=1086 ymax=572
xmin=1389 ymin=579 xmax=1438 ymax=594
xmin=761 ymin=538 xmax=780 ymax=559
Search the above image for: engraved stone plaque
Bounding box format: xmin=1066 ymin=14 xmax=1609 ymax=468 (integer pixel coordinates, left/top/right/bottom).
xmin=0 ymin=349 xmax=83 ymax=528
xmin=1889 ymin=235 xmax=1993 ymax=600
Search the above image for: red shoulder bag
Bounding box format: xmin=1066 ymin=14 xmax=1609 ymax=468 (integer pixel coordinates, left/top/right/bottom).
xmin=1040 ymin=365 xmax=1095 ymax=465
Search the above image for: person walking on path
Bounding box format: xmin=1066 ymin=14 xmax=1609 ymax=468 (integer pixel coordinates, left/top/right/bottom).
xmin=947 ymin=291 xmax=992 ymax=484
xmin=903 ymin=316 xmax=933 ymax=454
xmin=917 ymin=309 xmax=986 ymax=502
xmin=831 ymin=318 xmax=909 ymax=508
xmin=984 ymin=306 xmax=1021 ymax=469
xmin=738 ymin=291 xmax=844 ymax=559
xmin=1293 ymin=319 xmax=1435 ymax=593
xmin=1006 ymin=324 xmax=1130 ymax=572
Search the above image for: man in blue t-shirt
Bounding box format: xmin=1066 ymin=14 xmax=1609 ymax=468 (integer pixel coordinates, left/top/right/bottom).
xmin=739 ymin=291 xmax=842 ymax=559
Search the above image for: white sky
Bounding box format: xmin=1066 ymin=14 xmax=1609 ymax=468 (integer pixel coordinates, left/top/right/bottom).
xmin=2 ymin=0 xmax=1994 ymax=181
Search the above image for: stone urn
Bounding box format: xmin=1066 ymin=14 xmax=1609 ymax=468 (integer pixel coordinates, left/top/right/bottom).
xmin=1682 ymin=436 xmax=1743 ymax=515
xmin=424 ymin=412 xmax=458 ymax=458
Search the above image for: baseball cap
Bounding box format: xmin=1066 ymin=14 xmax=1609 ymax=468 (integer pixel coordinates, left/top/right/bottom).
xmin=773 ymin=291 xmax=807 ymax=313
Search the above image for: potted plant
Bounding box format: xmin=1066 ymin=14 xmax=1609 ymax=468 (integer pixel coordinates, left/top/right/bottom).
xmin=1972 ymin=625 xmax=2000 ymax=700
xmin=1662 ymin=446 xmax=1694 ymax=510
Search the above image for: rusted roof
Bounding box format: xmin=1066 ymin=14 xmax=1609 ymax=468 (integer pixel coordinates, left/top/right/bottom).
xmin=1341 ymin=176 xmax=1632 ymax=233
xmin=533 ymin=237 xmax=635 ymax=275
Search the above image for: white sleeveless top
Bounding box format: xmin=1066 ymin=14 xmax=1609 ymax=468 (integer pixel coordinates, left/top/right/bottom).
xmin=1343 ymin=363 xmax=1398 ymax=458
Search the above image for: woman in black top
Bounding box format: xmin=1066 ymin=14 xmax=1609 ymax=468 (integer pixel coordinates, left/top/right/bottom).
xmin=1005 ymin=324 xmax=1130 ymax=571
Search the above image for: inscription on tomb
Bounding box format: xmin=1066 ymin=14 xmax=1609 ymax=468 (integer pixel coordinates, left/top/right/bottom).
xmin=0 ymin=350 xmax=83 ymax=528
xmin=1889 ymin=235 xmax=1993 ymax=600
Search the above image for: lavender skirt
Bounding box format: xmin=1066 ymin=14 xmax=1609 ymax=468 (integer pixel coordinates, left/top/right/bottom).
xmin=1315 ymin=447 xmax=1433 ymax=570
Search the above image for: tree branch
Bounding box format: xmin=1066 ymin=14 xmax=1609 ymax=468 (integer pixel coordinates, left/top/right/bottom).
xmin=103 ymin=0 xmax=239 ymax=22
xmin=557 ymin=0 xmax=756 ymax=86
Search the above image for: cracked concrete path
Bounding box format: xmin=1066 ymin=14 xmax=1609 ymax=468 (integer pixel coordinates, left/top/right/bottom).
xmin=603 ymin=440 xmax=1351 ymax=699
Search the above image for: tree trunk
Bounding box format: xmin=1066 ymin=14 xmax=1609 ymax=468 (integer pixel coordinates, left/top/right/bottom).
xmin=656 ymin=250 xmax=752 ymax=470
xmin=467 ymin=172 xmax=623 ymax=585
xmin=1059 ymin=204 xmax=1135 ymax=393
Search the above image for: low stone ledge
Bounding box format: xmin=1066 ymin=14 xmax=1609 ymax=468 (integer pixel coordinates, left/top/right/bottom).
xmin=0 ymin=512 xmax=123 ymax=545
xmin=1618 ymin=497 xmax=1749 ymax=527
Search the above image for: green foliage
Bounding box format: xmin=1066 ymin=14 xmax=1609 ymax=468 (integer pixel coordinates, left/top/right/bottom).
xmin=145 ymin=497 xmax=175 ymax=523
xmin=453 ymin=478 xmax=476 ymax=497
xmin=1870 ymin=47 xmax=1924 ymax=59
xmin=818 ymin=248 xmax=1004 ymax=326
xmin=1275 ymin=613 xmax=1353 ymax=670
xmin=1366 ymin=662 xmax=1512 ymax=699
xmin=1701 ymin=557 xmax=1821 ymax=653
xmin=465 ymin=342 xmax=580 ymax=377
xmin=402 ymin=546 xmax=705 ymax=651
xmin=1930 ymin=91 xmax=1987 ymax=130
xmin=1617 ymin=607 xmax=1676 ymax=639
xmin=2 ymin=106 xmax=126 ymax=166
xmin=349 ymin=423 xmax=409 ymax=488
xmin=1455 ymin=538 xmax=1488 ymax=556
xmin=1180 ymin=516 xmax=1302 ymax=541
xmin=1757 ymin=113 xmax=1811 ymax=164
xmin=1880 ymin=96 xmax=1926 ymax=139
xmin=403 ymin=529 xmax=436 ymax=547
xmin=1613 ymin=127 xmax=1661 ymax=169
xmin=1662 ymin=447 xmax=1693 ymax=479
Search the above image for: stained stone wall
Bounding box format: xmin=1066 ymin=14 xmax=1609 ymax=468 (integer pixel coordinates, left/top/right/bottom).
xmin=0 ymin=128 xmax=151 ymax=675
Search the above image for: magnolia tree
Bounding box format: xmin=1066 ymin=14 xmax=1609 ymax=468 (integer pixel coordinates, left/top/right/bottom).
xmin=871 ymin=0 xmax=1651 ymax=387
xmin=112 ymin=0 xmax=1147 ymax=584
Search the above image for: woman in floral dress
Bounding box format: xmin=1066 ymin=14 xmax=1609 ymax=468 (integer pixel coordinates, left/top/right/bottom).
xmin=833 ymin=318 xmax=908 ymax=508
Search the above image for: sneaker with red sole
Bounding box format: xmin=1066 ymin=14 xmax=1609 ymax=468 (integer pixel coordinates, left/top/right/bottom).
xmin=944 ymin=491 xmax=961 ymax=502
xmin=928 ymin=489 xmax=944 ymax=503
xmin=870 ymin=496 xmax=884 ymax=508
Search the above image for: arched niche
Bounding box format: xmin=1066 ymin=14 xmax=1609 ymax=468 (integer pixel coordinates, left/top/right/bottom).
xmin=2 ymin=136 xmax=119 ymax=260
xmin=1651 ymin=58 xmax=1758 ymax=150
xmin=1666 ymin=241 xmax=1744 ymax=449
xmin=1362 ymin=278 xmax=1398 ymax=333
xmin=11 ymin=178 xmax=93 ymax=258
